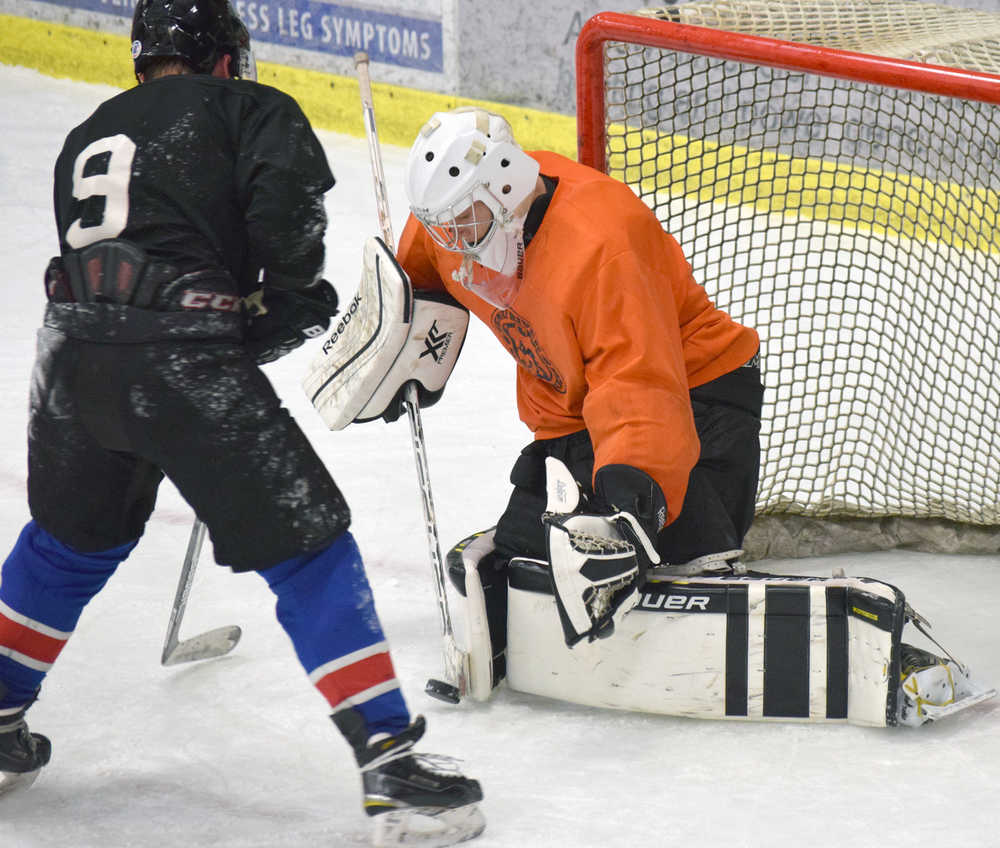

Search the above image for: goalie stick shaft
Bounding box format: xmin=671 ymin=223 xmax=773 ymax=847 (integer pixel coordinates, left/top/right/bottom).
xmin=161 ymin=518 xmax=242 ymax=666
xmin=354 ymin=52 xmax=468 ymax=700
xmin=355 ymin=56 xmax=395 ymax=254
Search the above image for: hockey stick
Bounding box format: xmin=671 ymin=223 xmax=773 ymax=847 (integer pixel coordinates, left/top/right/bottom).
xmin=161 ymin=518 xmax=242 ymax=666
xmin=354 ymin=51 xmax=470 ymax=704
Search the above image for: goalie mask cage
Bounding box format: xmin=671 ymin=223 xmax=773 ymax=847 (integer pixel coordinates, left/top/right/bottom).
xmin=576 ymin=1 xmax=1000 ymax=559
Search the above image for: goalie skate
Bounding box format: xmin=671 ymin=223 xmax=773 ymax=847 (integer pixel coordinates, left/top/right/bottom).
xmin=896 ymin=644 xmax=997 ymax=726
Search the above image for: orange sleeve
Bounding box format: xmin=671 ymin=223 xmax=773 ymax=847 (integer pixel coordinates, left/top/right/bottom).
xmin=575 ymin=249 xmax=701 ymax=526
xmin=397 ymin=214 xmax=449 ymax=293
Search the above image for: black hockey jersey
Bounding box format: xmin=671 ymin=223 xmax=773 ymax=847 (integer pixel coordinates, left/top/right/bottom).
xmin=52 ymin=74 xmax=334 ymax=296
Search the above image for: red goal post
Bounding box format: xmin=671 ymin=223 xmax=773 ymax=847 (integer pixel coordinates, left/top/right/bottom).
xmin=577 ymin=11 xmax=1000 ymax=173
xmin=575 ymin=6 xmax=1000 ymax=558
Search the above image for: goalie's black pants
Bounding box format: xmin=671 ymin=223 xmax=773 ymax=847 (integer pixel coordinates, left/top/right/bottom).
xmin=493 ymin=362 xmax=764 ymax=565
xmin=26 ymin=304 xmax=350 ymax=572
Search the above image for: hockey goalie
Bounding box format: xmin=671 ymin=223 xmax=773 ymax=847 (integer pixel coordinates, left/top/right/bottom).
xmin=305 ymin=105 xmax=995 ymax=729
xmin=444 ymin=457 xmax=997 ymax=728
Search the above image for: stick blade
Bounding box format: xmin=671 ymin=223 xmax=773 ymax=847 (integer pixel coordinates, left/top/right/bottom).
xmin=425 ymin=678 xmax=461 ymax=704
xmin=442 ymin=636 xmax=471 ymax=698
xmin=161 ymin=625 xmax=242 ymax=666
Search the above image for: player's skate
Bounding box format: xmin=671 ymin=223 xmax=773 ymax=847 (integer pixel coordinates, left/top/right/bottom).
xmin=335 ymin=712 xmax=485 ymax=847
xmin=0 ymin=707 xmax=52 ymax=798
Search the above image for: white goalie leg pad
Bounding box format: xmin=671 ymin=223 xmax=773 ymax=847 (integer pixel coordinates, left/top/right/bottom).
xmin=459 ymin=529 xmax=499 ymax=702
xmin=446 ymin=529 xmax=504 ymax=702
xmin=355 ymin=290 xmax=469 ymax=422
xmin=506 ymin=568 xmax=993 ymax=727
xmin=506 ymin=569 xmax=901 ymax=724
xmin=302 ymin=236 xmax=412 ymax=430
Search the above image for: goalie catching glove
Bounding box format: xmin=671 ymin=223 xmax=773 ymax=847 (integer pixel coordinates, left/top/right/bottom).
xmin=244 ymin=277 xmax=339 ymax=364
xmin=543 ymin=458 xmax=664 ymax=647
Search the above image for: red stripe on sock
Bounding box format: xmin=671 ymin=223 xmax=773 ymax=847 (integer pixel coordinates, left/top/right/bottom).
xmin=314 ymin=651 xmax=397 ymax=708
xmin=0 ymin=611 xmax=68 ymax=665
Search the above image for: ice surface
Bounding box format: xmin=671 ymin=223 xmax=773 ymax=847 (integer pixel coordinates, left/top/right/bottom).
xmin=0 ymin=64 xmax=997 ymax=848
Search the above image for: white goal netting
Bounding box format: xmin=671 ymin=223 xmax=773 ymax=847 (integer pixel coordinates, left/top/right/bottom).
xmin=581 ymin=0 xmax=1000 ymax=557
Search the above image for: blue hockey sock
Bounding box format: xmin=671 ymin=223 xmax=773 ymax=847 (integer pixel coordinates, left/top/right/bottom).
xmin=260 ymin=532 xmax=410 ymax=739
xmin=0 ymin=521 xmax=136 ymax=709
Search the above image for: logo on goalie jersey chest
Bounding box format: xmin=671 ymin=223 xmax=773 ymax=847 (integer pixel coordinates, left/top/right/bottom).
xmin=490 ymin=308 xmax=566 ymax=392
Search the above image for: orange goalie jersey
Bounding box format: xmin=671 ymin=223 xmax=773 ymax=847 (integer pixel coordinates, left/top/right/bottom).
xmin=397 ymin=151 xmax=759 ymax=524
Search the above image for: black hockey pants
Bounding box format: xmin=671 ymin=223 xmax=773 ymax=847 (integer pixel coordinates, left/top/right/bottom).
xmin=493 ymin=363 xmax=764 ymax=565
xmin=27 ymin=303 xmax=350 ymax=571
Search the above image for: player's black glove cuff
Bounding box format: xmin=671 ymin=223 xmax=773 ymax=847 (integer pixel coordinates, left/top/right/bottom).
xmin=594 ymin=464 xmax=667 ymax=578
xmin=594 ymin=464 xmax=666 ymax=537
xmin=245 ymin=279 xmax=339 ymax=364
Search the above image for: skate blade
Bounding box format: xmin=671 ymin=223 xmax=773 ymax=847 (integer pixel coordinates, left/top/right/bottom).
xmin=372 ymin=803 xmax=486 ymax=847
xmin=162 ymin=625 xmax=242 ymax=665
xmin=0 ymin=767 xmax=41 ymax=799
xmin=923 ymin=687 xmax=998 ymax=722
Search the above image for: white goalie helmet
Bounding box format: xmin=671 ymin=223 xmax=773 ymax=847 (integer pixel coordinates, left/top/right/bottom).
xmin=405 ymin=107 xmax=540 ymax=280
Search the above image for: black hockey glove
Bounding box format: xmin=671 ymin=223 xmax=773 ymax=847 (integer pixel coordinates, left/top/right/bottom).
xmin=593 ymin=464 xmax=667 ymax=578
xmin=244 ymin=280 xmax=339 ymax=365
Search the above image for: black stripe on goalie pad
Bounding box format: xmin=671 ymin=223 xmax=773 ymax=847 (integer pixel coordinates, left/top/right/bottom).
xmin=725 ymin=588 xmax=749 ymax=717
xmin=826 ymin=587 xmax=849 ymax=720
xmin=846 ymin=587 xmax=902 ymax=632
xmin=763 ymin=587 xmax=811 ymax=717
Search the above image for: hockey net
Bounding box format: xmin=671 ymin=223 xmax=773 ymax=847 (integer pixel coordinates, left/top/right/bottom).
xmin=576 ymin=1 xmax=1000 ymax=559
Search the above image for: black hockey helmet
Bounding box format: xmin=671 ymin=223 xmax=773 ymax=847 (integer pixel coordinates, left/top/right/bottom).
xmin=131 ymin=0 xmax=253 ymax=80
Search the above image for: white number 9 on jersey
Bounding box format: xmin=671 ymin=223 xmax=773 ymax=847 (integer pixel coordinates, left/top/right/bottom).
xmin=65 ymin=133 xmax=136 ymax=249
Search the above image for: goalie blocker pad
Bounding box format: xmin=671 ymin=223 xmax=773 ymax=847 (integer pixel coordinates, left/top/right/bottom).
xmin=355 ymin=288 xmax=469 ymax=424
xmin=303 ymin=236 xmax=469 ymax=429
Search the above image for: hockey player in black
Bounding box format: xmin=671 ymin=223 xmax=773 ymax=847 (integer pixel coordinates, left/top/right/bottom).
xmin=0 ymin=1 xmax=484 ymax=843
